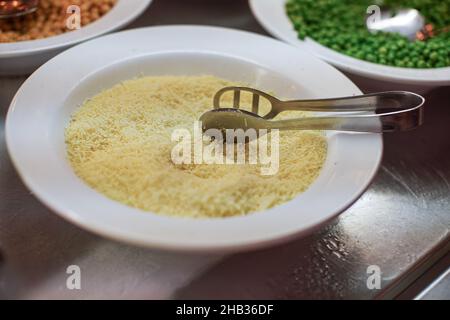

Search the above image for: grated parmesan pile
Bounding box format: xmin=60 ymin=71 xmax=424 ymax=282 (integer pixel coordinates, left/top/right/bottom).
xmin=65 ymin=76 xmax=327 ymax=218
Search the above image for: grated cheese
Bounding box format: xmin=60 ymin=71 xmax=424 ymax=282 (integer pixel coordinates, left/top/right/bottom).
xmin=65 ymin=76 xmax=327 ymax=218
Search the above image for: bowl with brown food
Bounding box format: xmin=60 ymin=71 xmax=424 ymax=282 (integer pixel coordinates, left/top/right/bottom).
xmin=0 ymin=0 xmax=152 ymax=75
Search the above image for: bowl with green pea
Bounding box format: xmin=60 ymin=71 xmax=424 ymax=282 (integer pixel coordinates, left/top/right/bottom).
xmin=250 ymin=0 xmax=450 ymax=88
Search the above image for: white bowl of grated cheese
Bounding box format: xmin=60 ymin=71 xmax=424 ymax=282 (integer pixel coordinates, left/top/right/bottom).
xmin=6 ymin=26 xmax=383 ymax=252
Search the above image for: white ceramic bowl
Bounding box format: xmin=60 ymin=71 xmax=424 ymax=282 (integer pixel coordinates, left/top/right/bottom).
xmin=6 ymin=26 xmax=382 ymax=253
xmin=0 ymin=0 xmax=152 ymax=75
xmin=250 ymin=0 xmax=450 ymax=87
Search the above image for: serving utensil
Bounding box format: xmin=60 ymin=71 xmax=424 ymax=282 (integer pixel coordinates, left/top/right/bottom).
xmin=366 ymin=6 xmax=448 ymax=41
xmin=0 ymin=0 xmax=39 ymax=19
xmin=200 ymin=87 xmax=424 ymax=133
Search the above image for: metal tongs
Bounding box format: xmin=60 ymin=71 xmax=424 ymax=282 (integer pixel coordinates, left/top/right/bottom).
xmin=0 ymin=0 xmax=39 ymax=19
xmin=200 ymin=87 xmax=425 ymax=133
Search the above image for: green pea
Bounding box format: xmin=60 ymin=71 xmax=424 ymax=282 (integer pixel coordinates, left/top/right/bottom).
xmin=417 ymin=60 xmax=427 ymax=68
xmin=429 ymin=52 xmax=439 ymax=61
xmin=397 ymin=40 xmax=407 ymax=48
xmin=379 ymin=47 xmax=388 ymax=55
xmin=355 ymin=51 xmax=365 ymax=59
xmin=366 ymin=54 xmax=376 ymax=62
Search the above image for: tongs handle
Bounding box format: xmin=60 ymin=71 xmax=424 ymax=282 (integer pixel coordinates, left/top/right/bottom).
xmin=268 ymin=92 xmax=425 ymax=133
xmin=279 ymin=91 xmax=421 ymax=112
xmin=267 ymin=108 xmax=423 ymax=133
xmin=214 ymin=87 xmax=424 ymax=117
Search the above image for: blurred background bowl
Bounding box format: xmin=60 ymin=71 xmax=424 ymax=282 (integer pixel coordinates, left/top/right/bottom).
xmin=0 ymin=0 xmax=152 ymax=76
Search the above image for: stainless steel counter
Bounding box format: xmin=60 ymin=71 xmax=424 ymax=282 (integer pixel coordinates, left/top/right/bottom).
xmin=0 ymin=0 xmax=449 ymax=299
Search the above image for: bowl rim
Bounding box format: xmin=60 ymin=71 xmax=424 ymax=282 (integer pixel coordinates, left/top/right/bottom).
xmin=0 ymin=0 xmax=153 ymax=58
xmin=249 ymin=0 xmax=450 ymax=85
xmin=5 ymin=25 xmax=383 ymax=253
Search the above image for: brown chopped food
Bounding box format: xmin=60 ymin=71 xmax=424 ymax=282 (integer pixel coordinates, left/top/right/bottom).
xmin=0 ymin=0 xmax=117 ymax=43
